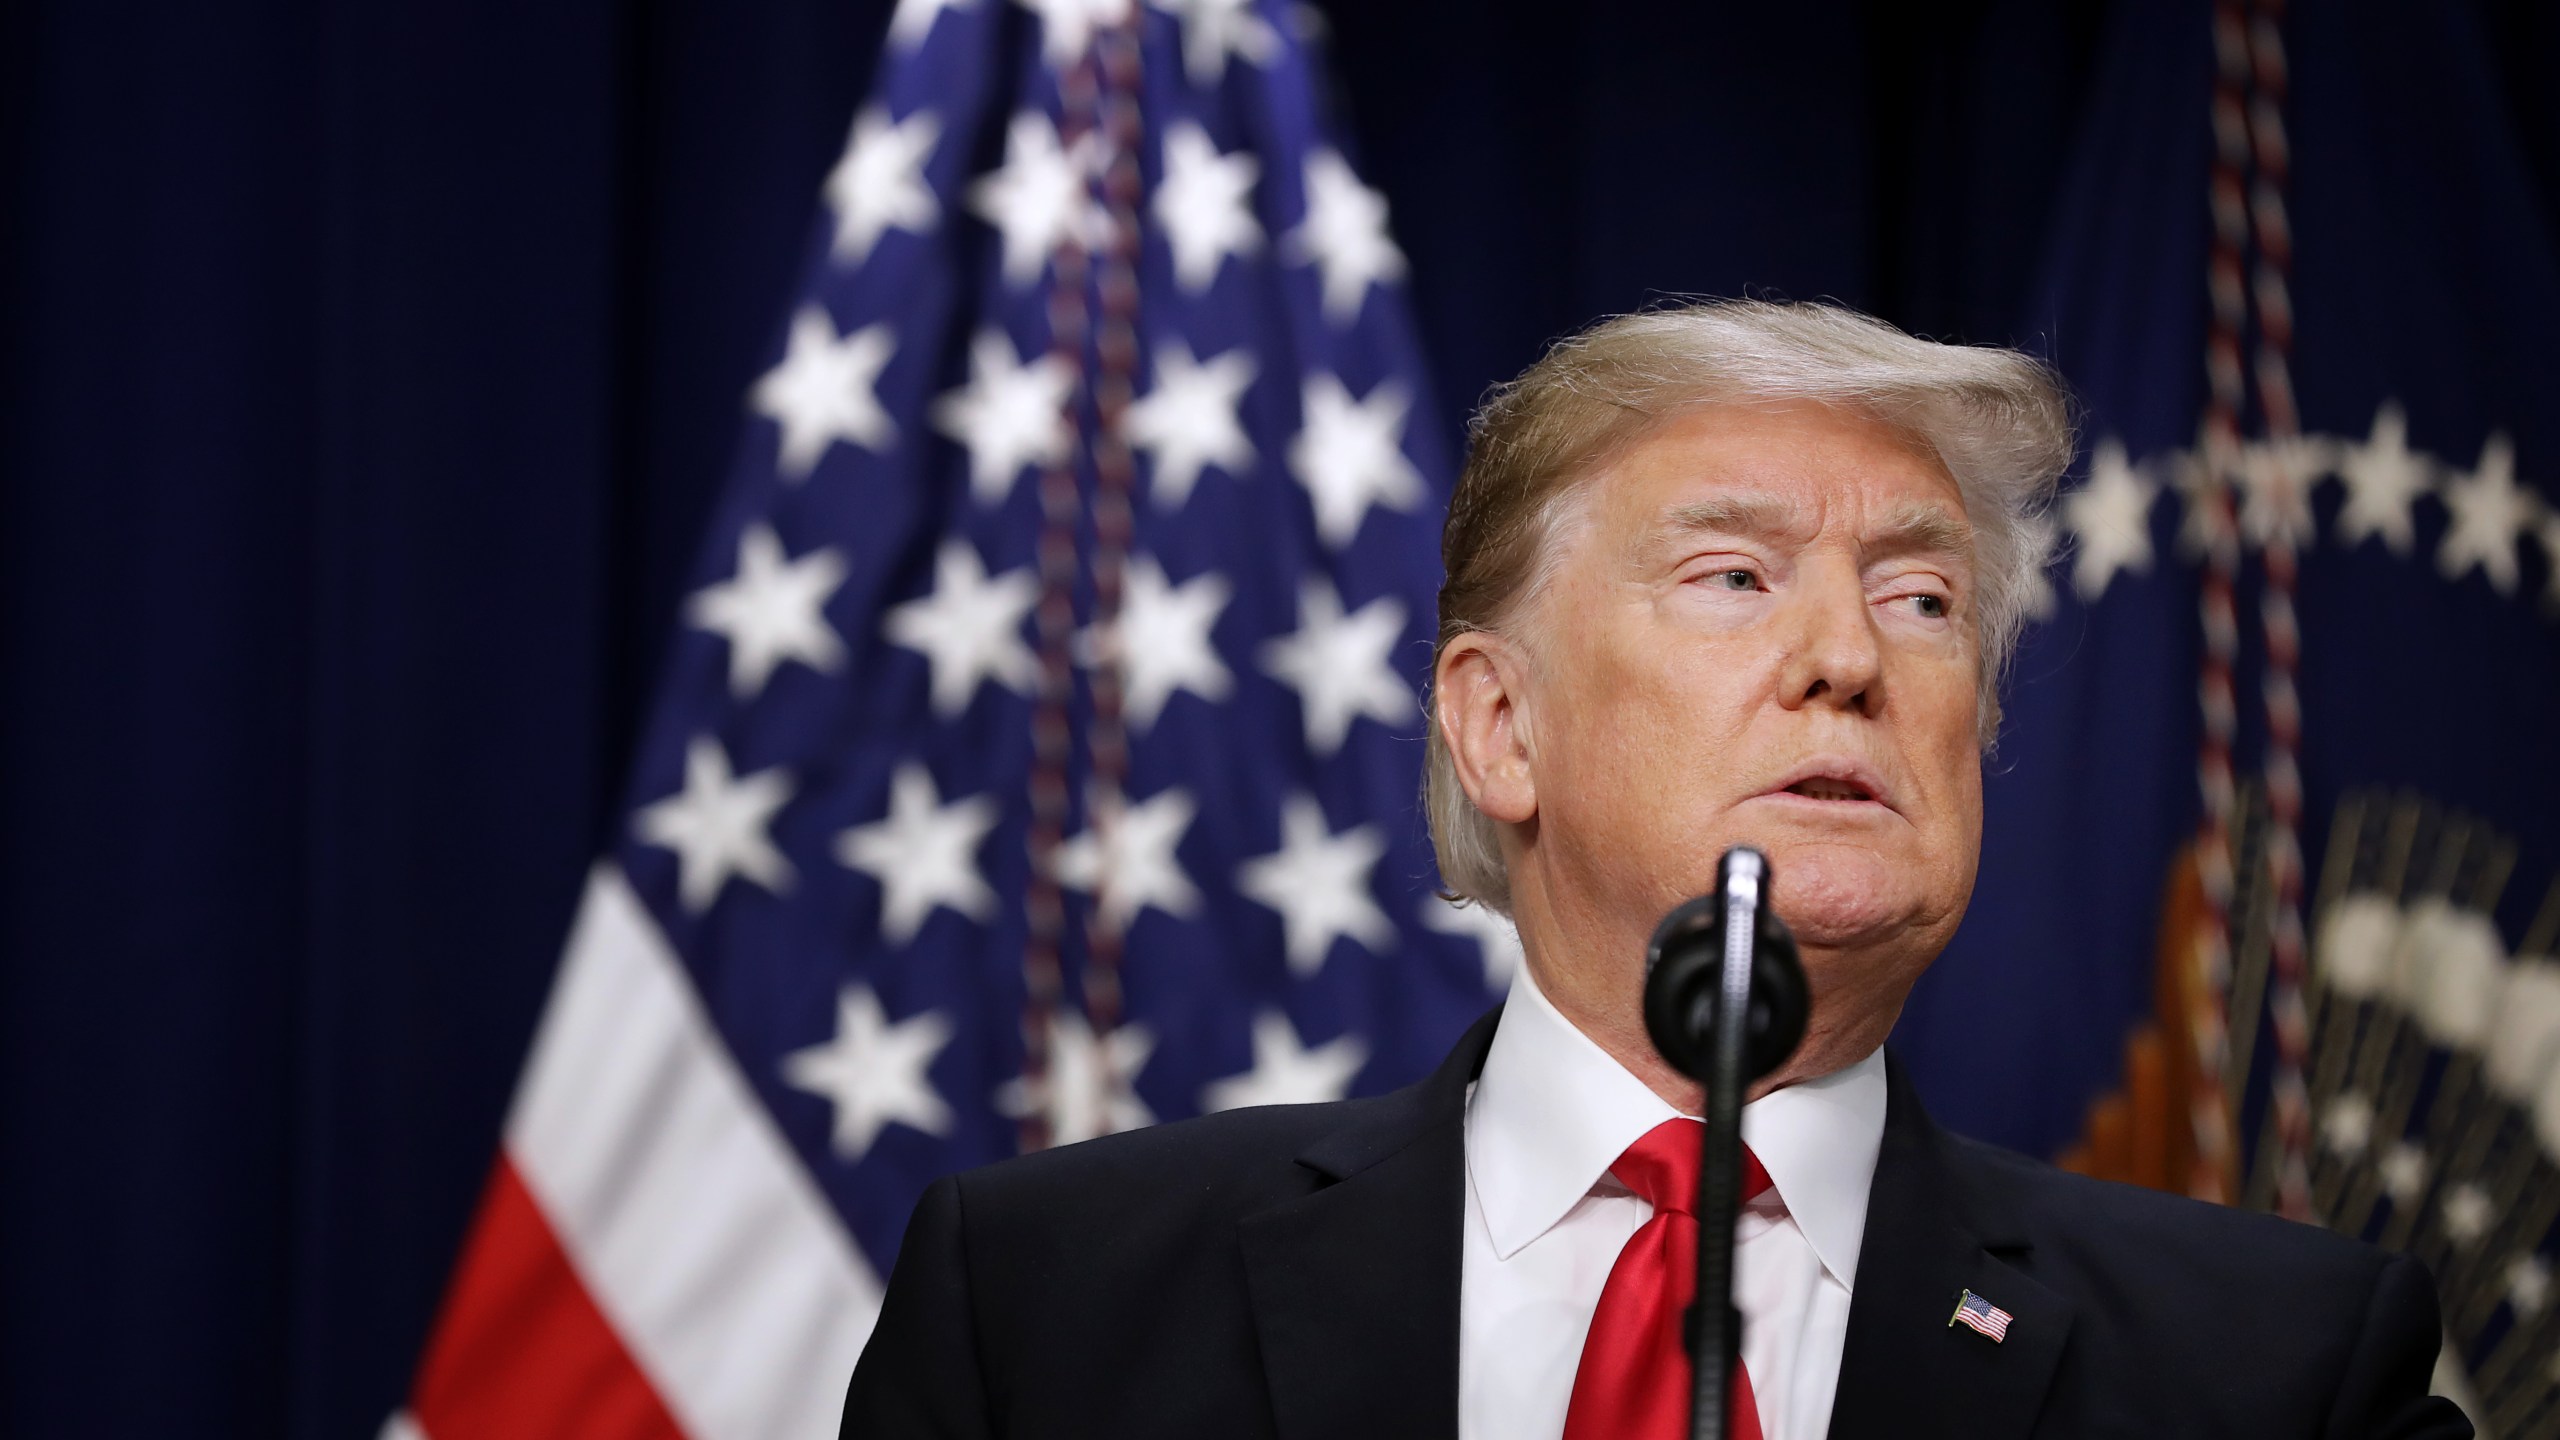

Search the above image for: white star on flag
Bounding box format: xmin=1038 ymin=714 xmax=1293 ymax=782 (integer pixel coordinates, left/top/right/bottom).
xmin=2437 ymin=432 xmax=2531 ymax=594
xmin=2320 ymin=1092 xmax=2375 ymax=1158
xmin=1013 ymin=0 xmax=1135 ymax=67
xmin=1237 ymin=793 xmax=1394 ymax=977
xmin=1052 ymin=785 xmax=1203 ymax=932
xmin=1260 ymin=577 xmax=1413 ymax=755
xmin=1148 ymin=0 xmax=1282 ymax=86
xmin=685 ymin=523 xmax=848 ymax=699
xmin=1289 ymin=373 xmax=1426 ymax=547
xmin=834 ymin=763 xmax=1000 ymax=944
xmin=882 ymin=539 xmax=1041 ymax=717
xmin=2510 ymin=1254 xmax=2554 ymax=1319
xmin=2062 ymin=438 xmax=2159 ymax=601
xmin=2335 ymin=402 xmax=2432 ymax=554
xmin=1203 ymin=1011 xmax=1368 ymax=1112
xmin=970 ymin=110 xmax=1107 ymax=287
xmin=889 ymin=0 xmax=974 ymax=47
xmin=997 ymin=1010 xmax=1154 ymax=1145
xmin=2235 ymin=433 xmax=2335 ymax=551
xmin=2169 ymin=435 xmax=2240 ymax=561
xmin=635 ymin=736 xmax=797 ymax=911
xmin=1153 ymin=121 xmax=1262 ymax=292
xmin=2378 ymin=1141 xmax=2428 ymax=1205
xmin=2442 ymin=1182 xmax=2496 ymax=1246
xmin=1422 ymin=895 xmax=1523 ymax=989
xmin=781 ymin=984 xmax=954 ymax=1161
xmin=751 ymin=306 xmax=897 ymax=479
xmin=932 ymin=329 xmax=1073 ymax=504
xmin=1282 ymin=149 xmax=1406 ymax=325
xmin=822 ymin=106 xmax=943 ymax=265
xmin=1085 ymin=554 xmax=1233 ymax=729
xmin=1126 ymin=340 xmax=1256 ymax=508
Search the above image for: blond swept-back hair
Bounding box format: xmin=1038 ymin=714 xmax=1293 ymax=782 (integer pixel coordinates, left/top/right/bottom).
xmin=1426 ymin=299 xmax=2074 ymax=914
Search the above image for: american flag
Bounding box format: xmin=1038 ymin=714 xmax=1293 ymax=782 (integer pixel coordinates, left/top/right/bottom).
xmin=1950 ymin=1289 xmax=2014 ymax=1344
xmin=386 ymin=1 xmax=1506 ymax=1435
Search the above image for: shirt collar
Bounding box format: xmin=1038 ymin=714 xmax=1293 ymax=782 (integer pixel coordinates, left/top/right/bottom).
xmin=1466 ymin=963 xmax=1680 ymax=1262
xmin=1464 ymin=963 xmax=1887 ymax=1290
xmin=1738 ymin=1040 xmax=1886 ymax=1289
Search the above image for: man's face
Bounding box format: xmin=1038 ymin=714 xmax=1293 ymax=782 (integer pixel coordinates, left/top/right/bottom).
xmin=1516 ymin=398 xmax=1984 ymax=1005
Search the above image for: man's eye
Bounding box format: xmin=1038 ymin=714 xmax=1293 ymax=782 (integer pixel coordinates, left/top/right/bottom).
xmin=1712 ymin=569 xmax=1757 ymax=591
xmin=1909 ymin=594 xmax=1947 ymax=618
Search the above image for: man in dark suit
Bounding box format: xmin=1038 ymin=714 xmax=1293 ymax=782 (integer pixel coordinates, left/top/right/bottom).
xmin=843 ymin=301 xmax=2470 ymax=1438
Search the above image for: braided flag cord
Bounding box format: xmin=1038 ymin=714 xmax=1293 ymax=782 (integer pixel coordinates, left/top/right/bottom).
xmin=2185 ymin=0 xmax=2253 ymax=1208
xmin=2194 ymin=0 xmax=2315 ymax=1220
xmin=388 ymin=3 xmax=1500 ymax=1433
xmin=2233 ymin=0 xmax=2316 ymax=1227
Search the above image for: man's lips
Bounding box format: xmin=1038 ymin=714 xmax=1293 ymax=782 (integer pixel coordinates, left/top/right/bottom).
xmin=1755 ymin=756 xmax=1897 ymax=812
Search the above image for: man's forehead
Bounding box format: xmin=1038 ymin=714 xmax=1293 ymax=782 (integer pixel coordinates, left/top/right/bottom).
xmin=1620 ymin=482 xmax=1974 ymax=570
xmin=1596 ymin=399 xmax=1960 ymax=511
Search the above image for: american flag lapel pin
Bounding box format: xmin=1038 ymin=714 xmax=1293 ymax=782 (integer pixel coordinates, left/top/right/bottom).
xmin=1949 ymin=1288 xmax=2014 ymax=1343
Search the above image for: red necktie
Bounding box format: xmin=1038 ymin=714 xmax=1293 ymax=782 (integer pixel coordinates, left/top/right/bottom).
xmin=1560 ymin=1119 xmax=1772 ymax=1440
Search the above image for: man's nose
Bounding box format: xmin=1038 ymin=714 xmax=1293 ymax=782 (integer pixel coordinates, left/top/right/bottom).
xmin=1777 ymin=568 xmax=1883 ymax=713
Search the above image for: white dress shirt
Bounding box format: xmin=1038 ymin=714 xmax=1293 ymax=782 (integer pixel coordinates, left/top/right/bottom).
xmin=1458 ymin=965 xmax=1887 ymax=1440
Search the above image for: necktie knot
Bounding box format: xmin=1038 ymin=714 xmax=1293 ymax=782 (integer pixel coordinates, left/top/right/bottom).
xmin=1609 ymin=1118 xmax=1772 ymax=1217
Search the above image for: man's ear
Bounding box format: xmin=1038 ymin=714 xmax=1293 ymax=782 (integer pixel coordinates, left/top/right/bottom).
xmin=1435 ymin=633 xmax=1537 ymax=825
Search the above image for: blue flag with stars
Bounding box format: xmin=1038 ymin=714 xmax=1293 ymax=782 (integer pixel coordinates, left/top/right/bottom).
xmin=1887 ymin=1 xmax=2560 ymax=1420
xmin=618 ymin=0 xmax=1495 ymax=1343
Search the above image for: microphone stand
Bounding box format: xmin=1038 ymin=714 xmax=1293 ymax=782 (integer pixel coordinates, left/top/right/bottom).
xmin=1641 ymin=848 xmax=1806 ymax=1440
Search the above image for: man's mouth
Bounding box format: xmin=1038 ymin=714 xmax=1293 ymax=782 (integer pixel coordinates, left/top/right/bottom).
xmin=1762 ymin=757 xmax=1895 ymax=810
xmin=1784 ymin=777 xmax=1876 ymax=802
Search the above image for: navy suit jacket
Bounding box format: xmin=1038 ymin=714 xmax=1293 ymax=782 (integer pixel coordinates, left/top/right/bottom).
xmin=843 ymin=1007 xmax=2472 ymax=1438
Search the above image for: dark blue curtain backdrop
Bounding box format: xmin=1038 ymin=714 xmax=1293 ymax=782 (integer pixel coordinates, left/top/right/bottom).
xmin=2 ymin=2 xmax=2552 ymax=1436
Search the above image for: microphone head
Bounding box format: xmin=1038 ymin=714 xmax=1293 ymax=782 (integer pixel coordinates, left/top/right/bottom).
xmin=1642 ymin=847 xmax=1810 ymax=1085
xmin=1719 ymin=845 xmax=1767 ymax=903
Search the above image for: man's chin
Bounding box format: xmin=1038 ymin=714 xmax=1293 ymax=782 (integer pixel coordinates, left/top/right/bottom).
xmin=1783 ymin=908 xmax=1908 ymax=950
xmin=1764 ymin=846 xmax=1914 ymax=948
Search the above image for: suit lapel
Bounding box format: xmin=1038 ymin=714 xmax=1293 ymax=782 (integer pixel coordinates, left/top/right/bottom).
xmin=1237 ymin=1008 xmax=1498 ymax=1440
xmin=1826 ymin=1054 xmax=2073 ymax=1440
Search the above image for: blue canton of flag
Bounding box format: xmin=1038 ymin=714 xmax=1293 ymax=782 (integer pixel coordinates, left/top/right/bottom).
xmin=613 ymin=0 xmax=1507 ymax=1340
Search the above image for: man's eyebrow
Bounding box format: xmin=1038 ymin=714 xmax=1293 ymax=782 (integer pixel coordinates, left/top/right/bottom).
xmin=1654 ymin=495 xmax=1805 ymax=542
xmin=1647 ymin=495 xmax=1972 ymax=561
xmin=1867 ymin=500 xmax=1974 ymax=564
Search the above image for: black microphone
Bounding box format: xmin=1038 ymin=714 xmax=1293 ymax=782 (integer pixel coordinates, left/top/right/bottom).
xmin=1641 ymin=847 xmax=1810 ymax=1440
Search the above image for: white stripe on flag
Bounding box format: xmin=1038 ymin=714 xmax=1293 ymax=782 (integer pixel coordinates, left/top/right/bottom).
xmin=508 ymin=863 xmax=883 ymax=1440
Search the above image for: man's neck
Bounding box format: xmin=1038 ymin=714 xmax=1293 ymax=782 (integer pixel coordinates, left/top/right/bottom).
xmin=1520 ymin=952 xmax=1708 ymax=1113
xmin=1517 ymin=941 xmax=1897 ymax=1114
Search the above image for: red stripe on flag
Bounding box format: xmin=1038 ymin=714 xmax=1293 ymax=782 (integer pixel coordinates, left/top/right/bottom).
xmin=410 ymin=1157 xmax=687 ymax=1440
